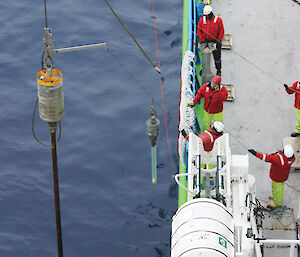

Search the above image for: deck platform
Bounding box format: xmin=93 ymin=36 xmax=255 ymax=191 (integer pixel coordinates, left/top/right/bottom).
xmin=263 ymin=208 xmax=298 ymax=257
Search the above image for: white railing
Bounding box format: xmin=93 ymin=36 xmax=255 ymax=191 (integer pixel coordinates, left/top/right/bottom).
xmin=256 ymin=239 xmax=300 ymax=257
xmin=175 ymin=132 xmax=232 ymax=206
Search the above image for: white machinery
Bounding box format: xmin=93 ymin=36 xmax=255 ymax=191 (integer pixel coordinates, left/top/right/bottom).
xmin=172 ymin=132 xmax=300 ymax=257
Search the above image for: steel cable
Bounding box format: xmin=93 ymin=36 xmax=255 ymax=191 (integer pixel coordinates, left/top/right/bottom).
xmin=104 ymin=0 xmax=160 ymax=74
xmin=152 ymin=0 xmax=178 ymax=168
xmin=43 ymin=0 xmax=48 ymax=28
xmin=105 ymin=47 xmax=164 ymax=112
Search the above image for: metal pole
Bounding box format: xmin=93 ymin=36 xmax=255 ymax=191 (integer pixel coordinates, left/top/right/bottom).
xmin=48 ymin=122 xmax=64 ymax=257
xmin=261 ymin=239 xmax=300 ymax=245
xmin=216 ymin=155 xmax=220 ymax=201
xmin=54 ymin=43 xmax=108 ymax=53
xmin=196 ymin=155 xmax=201 ymax=198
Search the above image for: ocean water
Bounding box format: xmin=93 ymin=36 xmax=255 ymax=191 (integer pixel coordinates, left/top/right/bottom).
xmin=0 ymin=0 xmax=182 ymax=256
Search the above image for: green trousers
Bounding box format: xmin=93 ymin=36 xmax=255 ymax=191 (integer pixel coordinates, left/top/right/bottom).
xmin=204 ymin=110 xmax=223 ymax=131
xmin=272 ymin=181 xmax=285 ymax=207
xmin=296 ymin=108 xmax=300 ymax=133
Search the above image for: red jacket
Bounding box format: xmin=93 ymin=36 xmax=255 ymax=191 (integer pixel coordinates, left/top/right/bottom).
xmin=193 ymin=82 xmax=228 ymax=114
xmin=197 ymin=15 xmax=224 ymax=42
xmin=285 ymin=81 xmax=300 ymax=109
xmin=185 ymin=127 xmax=223 ymax=152
xmin=255 ymin=151 xmax=295 ymax=182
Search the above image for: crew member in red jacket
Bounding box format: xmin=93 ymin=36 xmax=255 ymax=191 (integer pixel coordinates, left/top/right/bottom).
xmin=248 ymin=145 xmax=295 ymax=209
xmin=197 ymin=5 xmax=224 ymax=76
xmin=181 ymin=121 xmax=224 ymax=152
xmin=284 ymin=81 xmax=300 ymax=137
xmin=188 ymin=75 xmax=228 ymax=131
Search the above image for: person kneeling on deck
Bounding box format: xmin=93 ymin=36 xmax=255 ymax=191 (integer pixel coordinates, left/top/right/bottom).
xmin=197 ymin=5 xmax=224 ymax=76
xmin=248 ymin=145 xmax=295 ymax=209
xmin=187 ymin=75 xmax=228 ymax=131
xmin=284 ymin=81 xmax=300 ymax=137
xmin=181 ymin=121 xmax=224 ymax=152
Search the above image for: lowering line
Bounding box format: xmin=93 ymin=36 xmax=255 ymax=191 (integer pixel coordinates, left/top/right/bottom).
xmin=224 ymin=127 xmax=300 ymax=193
xmin=223 ymin=127 xmax=249 ymax=151
xmin=43 ymin=0 xmax=48 ymax=28
xmin=225 ymin=126 xmax=300 ymax=195
xmin=286 ymin=182 xmax=300 ymax=193
xmin=37 ymin=1 xmax=64 ymax=256
xmin=105 ymin=47 xmax=164 ymax=112
xmin=104 ymin=0 xmax=161 ymax=74
xmin=152 ymin=0 xmax=178 ymax=168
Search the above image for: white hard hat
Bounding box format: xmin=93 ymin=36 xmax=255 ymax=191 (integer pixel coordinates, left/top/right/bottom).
xmin=203 ymin=5 xmax=213 ymax=15
xmin=213 ymin=121 xmax=224 ymax=133
xmin=283 ymin=144 xmax=294 ymax=158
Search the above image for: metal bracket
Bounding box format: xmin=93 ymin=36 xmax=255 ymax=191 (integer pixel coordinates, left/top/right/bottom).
xmin=223 ymin=84 xmax=235 ymax=101
xmin=222 ymin=34 xmax=233 ymax=50
xmin=43 ymin=28 xmax=54 ymax=58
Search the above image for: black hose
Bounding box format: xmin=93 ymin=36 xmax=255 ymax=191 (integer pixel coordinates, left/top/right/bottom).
xmin=32 ymin=97 xmax=62 ymax=146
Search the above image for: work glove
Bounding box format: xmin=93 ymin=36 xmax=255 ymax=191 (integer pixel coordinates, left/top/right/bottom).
xmin=248 ymin=149 xmax=257 ymax=156
xmin=181 ymin=129 xmax=187 ymax=138
xmin=187 ymin=102 xmax=195 ymax=107
xmin=284 ymin=84 xmax=289 ymax=90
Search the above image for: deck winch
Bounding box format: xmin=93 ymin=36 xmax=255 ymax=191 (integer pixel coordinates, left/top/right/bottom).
xmin=146 ymin=105 xmax=160 ymax=184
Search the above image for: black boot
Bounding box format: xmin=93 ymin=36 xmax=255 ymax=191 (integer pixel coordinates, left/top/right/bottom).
xmin=216 ymin=69 xmax=221 ymax=76
xmin=291 ymin=132 xmax=300 ymax=137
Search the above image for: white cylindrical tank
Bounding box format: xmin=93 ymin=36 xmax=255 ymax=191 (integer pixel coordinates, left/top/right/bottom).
xmin=171 ymin=198 xmax=234 ymax=257
xmin=37 ymin=68 xmax=64 ymax=123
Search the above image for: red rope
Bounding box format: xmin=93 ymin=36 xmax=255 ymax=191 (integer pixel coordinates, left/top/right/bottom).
xmin=151 ymin=0 xmax=177 ymax=167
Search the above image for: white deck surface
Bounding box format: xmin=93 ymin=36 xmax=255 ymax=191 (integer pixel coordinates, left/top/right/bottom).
xmin=212 ymin=0 xmax=300 ymax=210
xmin=212 ymin=0 xmax=300 ymax=255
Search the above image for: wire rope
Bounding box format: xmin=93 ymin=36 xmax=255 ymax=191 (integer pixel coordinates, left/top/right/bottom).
xmin=43 ymin=0 xmax=48 ymax=28
xmin=152 ymin=0 xmax=178 ymax=168
xmin=286 ymin=182 xmax=300 ymax=193
xmin=104 ymin=0 xmax=160 ymax=73
xmin=105 ymin=47 xmax=164 ymax=112
xmin=223 ymin=127 xmax=249 ymax=151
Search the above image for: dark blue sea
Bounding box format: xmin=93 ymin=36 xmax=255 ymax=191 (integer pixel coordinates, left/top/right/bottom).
xmin=0 ymin=0 xmax=182 ymax=256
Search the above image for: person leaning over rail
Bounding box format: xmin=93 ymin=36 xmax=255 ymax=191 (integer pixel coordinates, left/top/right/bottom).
xmin=248 ymin=145 xmax=295 ymax=209
xmin=284 ymin=81 xmax=300 ymax=137
xmin=188 ymin=75 xmax=228 ymax=131
xmin=197 ymin=5 xmax=224 ymax=76
xmin=181 ymin=121 xmax=224 ymax=152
